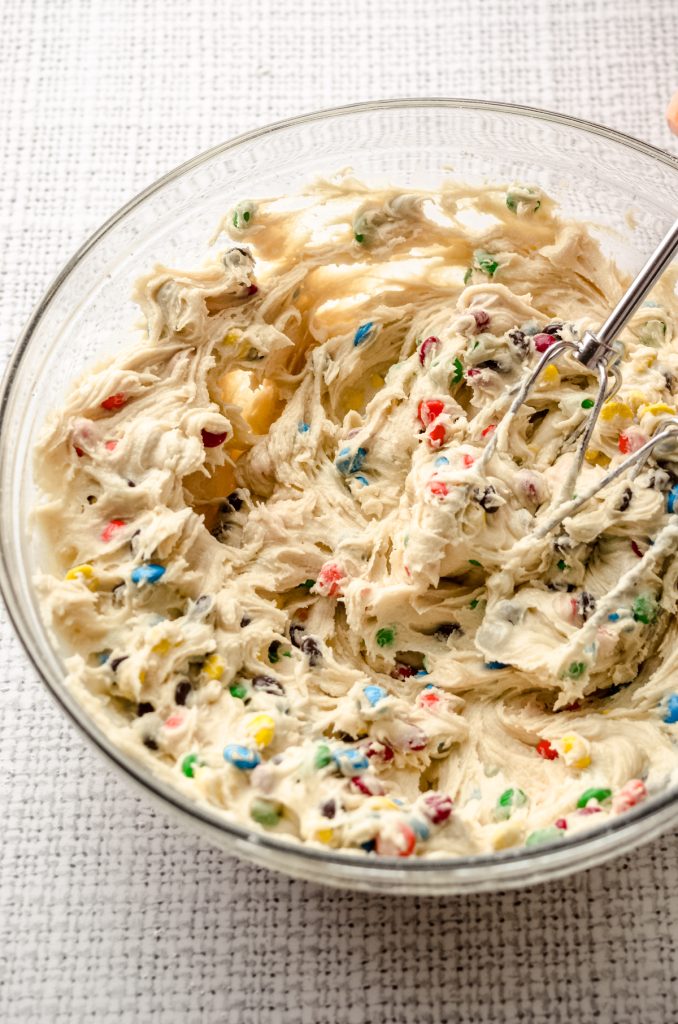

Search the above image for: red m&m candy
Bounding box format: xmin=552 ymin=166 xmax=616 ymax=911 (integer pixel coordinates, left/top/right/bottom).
xmin=315 ymin=562 xmax=345 ymax=597
xmin=351 ymin=775 xmax=385 ymax=797
xmin=365 ymin=741 xmax=394 ymax=762
xmin=101 ymin=519 xmax=126 ymax=543
xmin=419 ymin=336 xmax=440 ymax=365
xmin=536 ymin=738 xmax=558 ymax=760
xmin=417 ymin=689 xmax=442 ymax=710
xmin=428 ymin=423 xmax=446 ymax=448
xmin=618 ymin=428 xmax=647 ymax=455
xmin=422 ymin=792 xmax=453 ymax=824
xmin=534 ymin=334 xmax=557 ymax=353
xmin=201 ymin=429 xmax=229 ymax=448
xmin=376 ymin=821 xmax=417 ymax=857
xmin=417 ymin=399 xmax=444 ymax=429
xmin=429 ymin=480 xmax=448 ymax=498
xmin=101 ymin=393 xmax=127 ymax=411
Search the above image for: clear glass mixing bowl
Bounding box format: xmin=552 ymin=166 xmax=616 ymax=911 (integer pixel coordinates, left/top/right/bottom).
xmin=2 ymin=100 xmax=678 ymax=894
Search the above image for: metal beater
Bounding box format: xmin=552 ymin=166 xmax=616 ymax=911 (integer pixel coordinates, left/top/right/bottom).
xmin=480 ymin=217 xmax=678 ymax=533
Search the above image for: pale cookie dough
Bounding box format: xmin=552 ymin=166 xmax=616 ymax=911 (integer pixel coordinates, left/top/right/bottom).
xmin=34 ymin=177 xmax=678 ymax=857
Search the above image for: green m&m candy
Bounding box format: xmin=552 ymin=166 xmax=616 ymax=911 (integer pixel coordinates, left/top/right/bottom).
xmin=495 ymin=787 xmax=527 ymax=821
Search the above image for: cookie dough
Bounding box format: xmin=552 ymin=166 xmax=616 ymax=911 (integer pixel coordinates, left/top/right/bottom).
xmin=34 ymin=176 xmax=678 ymax=857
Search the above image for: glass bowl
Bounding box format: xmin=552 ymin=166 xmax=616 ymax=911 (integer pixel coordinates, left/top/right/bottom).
xmin=2 ymin=99 xmax=678 ymax=895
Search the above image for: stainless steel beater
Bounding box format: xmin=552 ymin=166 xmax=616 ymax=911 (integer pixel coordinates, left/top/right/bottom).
xmin=479 ymin=217 xmax=678 ymax=524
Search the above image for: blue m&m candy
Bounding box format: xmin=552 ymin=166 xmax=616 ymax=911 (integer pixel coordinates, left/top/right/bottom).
xmin=131 ymin=563 xmax=166 ymax=584
xmin=667 ymin=485 xmax=678 ymax=514
xmin=409 ymin=816 xmax=431 ymax=841
xmin=363 ymin=684 xmax=386 ymax=707
xmin=336 ymin=446 xmax=367 ymax=475
xmin=333 ymin=748 xmax=369 ymax=776
xmin=663 ymin=694 xmax=678 ymax=724
xmin=223 ymin=744 xmax=261 ymax=770
xmin=353 ymin=322 xmax=373 ymax=346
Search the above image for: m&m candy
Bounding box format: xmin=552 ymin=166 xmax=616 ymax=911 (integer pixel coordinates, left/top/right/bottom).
xmin=250 ymin=798 xmax=282 ymax=827
xmin=417 ymin=399 xmax=444 ymax=429
xmin=363 ymin=684 xmax=387 ymax=707
xmin=201 ymin=428 xmax=229 ymax=448
xmin=101 ymin=519 xmax=125 ymax=543
xmin=181 ymin=753 xmax=201 ymax=778
xmin=525 ymin=826 xmax=564 ymax=847
xmin=332 ymin=748 xmax=369 ymax=776
xmin=246 ymin=713 xmax=276 ymax=748
xmin=418 ymin=336 xmax=440 ymax=365
xmin=576 ymin=787 xmax=611 ymax=809
xmin=421 ymin=792 xmax=453 ymax=824
xmin=223 ymin=744 xmax=261 ymax=770
xmin=536 ymin=739 xmax=558 ymax=760
xmin=375 ymin=821 xmax=417 ymax=857
xmin=353 ymin=322 xmax=374 ymax=346
xmin=101 ymin=393 xmax=127 ymax=411
xmin=315 ymin=562 xmax=344 ymax=597
xmin=495 ymin=788 xmax=527 ymax=821
xmin=131 ymin=563 xmax=166 ymax=584
xmin=663 ymin=694 xmax=678 ymax=723
xmin=335 ymin=446 xmax=367 ymax=475
xmin=613 ymin=779 xmax=647 ymax=813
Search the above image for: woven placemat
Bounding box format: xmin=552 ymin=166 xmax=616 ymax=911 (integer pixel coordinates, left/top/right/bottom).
xmin=2 ymin=1 xmax=678 ymax=1020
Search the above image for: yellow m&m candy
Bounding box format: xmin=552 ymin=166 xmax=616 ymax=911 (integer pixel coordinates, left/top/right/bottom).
xmin=540 ymin=364 xmax=560 ymax=386
xmin=246 ymin=713 xmax=276 ymax=749
xmin=599 ymin=400 xmax=633 ymax=422
xmin=65 ymin=563 xmax=97 ymax=590
xmin=559 ymin=733 xmax=591 ymax=771
xmin=203 ymin=654 xmax=224 ymax=680
xmin=638 ymin=402 xmax=675 ymax=418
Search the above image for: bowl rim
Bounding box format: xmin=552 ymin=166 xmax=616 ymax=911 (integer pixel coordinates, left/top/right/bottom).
xmin=2 ymin=96 xmax=678 ymax=886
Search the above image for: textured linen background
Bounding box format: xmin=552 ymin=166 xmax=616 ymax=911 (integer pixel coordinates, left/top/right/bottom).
xmin=2 ymin=1 xmax=678 ymax=1021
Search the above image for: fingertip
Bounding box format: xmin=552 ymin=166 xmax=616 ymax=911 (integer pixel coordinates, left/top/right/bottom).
xmin=666 ymin=90 xmax=678 ymax=136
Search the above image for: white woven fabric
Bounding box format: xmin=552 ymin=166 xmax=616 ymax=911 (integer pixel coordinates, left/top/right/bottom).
xmin=2 ymin=1 xmax=678 ymax=1020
